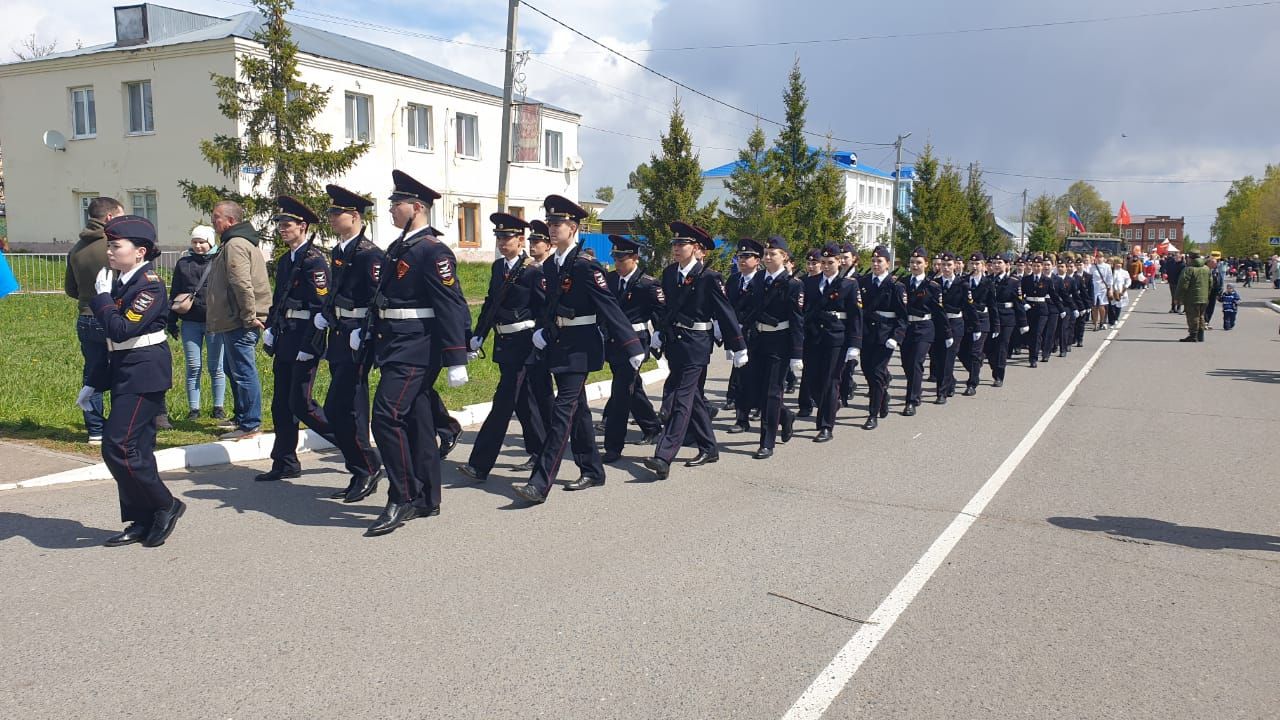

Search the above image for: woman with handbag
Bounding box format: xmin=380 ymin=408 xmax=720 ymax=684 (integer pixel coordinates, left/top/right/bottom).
xmin=167 ymin=225 xmax=226 ymax=420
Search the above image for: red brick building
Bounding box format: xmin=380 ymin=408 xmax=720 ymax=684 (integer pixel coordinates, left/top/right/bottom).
xmin=1121 ymin=215 xmax=1185 ymax=250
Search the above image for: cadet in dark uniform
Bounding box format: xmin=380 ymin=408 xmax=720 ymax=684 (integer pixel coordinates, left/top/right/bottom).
xmin=513 ymin=196 xmax=643 ymax=504
xmin=1055 ymin=255 xmax=1078 ymax=357
xmin=82 ymin=216 xmax=185 ymax=547
xmin=524 ymin=220 xmax=554 ymax=442
xmin=796 ymin=247 xmax=824 ymax=418
xmin=725 ymin=238 xmax=762 ymax=431
xmin=458 ymin=213 xmax=546 ymax=482
xmin=986 ymin=252 xmax=1027 ymax=385
xmin=960 ymin=252 xmax=998 ymax=396
xmin=601 ymin=234 xmax=664 ymax=463
xmin=1072 ymin=256 xmax=1091 ymax=347
xmin=355 ymin=170 xmax=471 ymax=536
xmin=643 ymin=222 xmax=747 ymax=480
xmin=1021 ymin=256 xmax=1056 ymax=368
xmin=901 ymin=247 xmax=948 ymax=415
xmin=837 ymin=241 xmax=860 ymax=405
xmin=258 ymin=196 xmax=339 ymax=483
xmin=928 ymin=251 xmax=966 ymax=404
xmin=312 ymin=185 xmax=384 ymax=502
xmin=748 ymin=236 xmax=803 ymax=459
xmin=802 ymin=244 xmax=863 ymax=442
xmin=859 ymin=245 xmax=906 ymax=430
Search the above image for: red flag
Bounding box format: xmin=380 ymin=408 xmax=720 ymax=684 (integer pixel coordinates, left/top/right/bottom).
xmin=1116 ymin=201 xmax=1132 ymax=226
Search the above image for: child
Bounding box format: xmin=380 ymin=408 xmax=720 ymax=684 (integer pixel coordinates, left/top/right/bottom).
xmin=1220 ymin=284 xmax=1241 ymax=330
xmin=79 ymin=216 xmax=184 ymax=547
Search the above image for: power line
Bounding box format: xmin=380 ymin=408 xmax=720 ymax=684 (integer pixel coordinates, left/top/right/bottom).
xmin=984 ymin=169 xmax=1236 ymax=185
xmin=580 ymin=124 xmax=739 ymax=152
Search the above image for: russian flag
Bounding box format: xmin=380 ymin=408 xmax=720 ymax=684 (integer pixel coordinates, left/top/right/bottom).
xmin=1068 ymin=205 xmax=1087 ymax=234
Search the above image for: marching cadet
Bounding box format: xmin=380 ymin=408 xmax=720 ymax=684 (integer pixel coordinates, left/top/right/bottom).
xmin=725 ymin=238 xmax=763 ymax=428
xmin=797 ymin=247 xmax=824 ymax=418
xmin=960 ymin=252 xmax=998 ymax=396
xmin=643 ymin=222 xmax=747 ymax=480
xmin=1055 ymin=254 xmax=1078 ymax=356
xmin=928 ymin=251 xmax=966 ymax=404
xmin=900 ymin=247 xmax=948 ymax=415
xmin=512 ymin=195 xmax=643 ymax=505
xmin=458 ymin=213 xmax=546 ymax=482
xmin=1021 ymin=255 xmax=1057 ymax=368
xmin=524 ymin=219 xmax=555 ymax=436
xmin=257 ymin=196 xmax=339 ymax=483
xmin=1041 ymin=254 xmax=1067 ymax=359
xmin=354 ymin=170 xmax=471 ymax=536
xmin=802 ymin=244 xmax=863 ymax=442
xmin=601 ymin=235 xmax=664 ymax=463
xmin=859 ymin=245 xmax=906 ymax=430
xmin=81 ymin=216 xmax=185 ymax=547
xmin=747 ymin=236 xmax=803 ymax=459
xmin=986 ymin=252 xmax=1028 ymax=386
xmin=836 ymin=241 xmax=860 ymax=407
xmin=527 ymin=220 xmax=552 ymax=265
xmin=312 ymin=185 xmax=384 ymax=503
xmin=1073 ymin=256 xmax=1091 ymax=347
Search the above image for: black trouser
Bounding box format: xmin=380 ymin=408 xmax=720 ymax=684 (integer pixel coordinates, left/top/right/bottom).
xmin=754 ymin=350 xmax=793 ymax=450
xmin=529 ymin=371 xmax=602 ymax=494
xmin=1026 ymin=305 xmax=1049 ymax=361
xmin=961 ymin=327 xmax=987 ymax=389
xmin=798 ymin=342 xmax=818 ymax=414
xmin=655 ymin=362 xmax=717 ymax=463
xmin=1041 ymin=309 xmax=1060 ymax=358
xmin=1169 ymin=280 xmax=1180 ymax=310
xmin=1058 ymin=309 xmax=1074 ymax=354
xmin=901 ymin=321 xmax=934 ymax=406
xmin=1074 ymin=312 xmax=1088 ymax=344
xmin=527 ymin=360 xmax=553 ymax=431
xmin=928 ymin=317 xmax=963 ymax=397
xmin=269 ymin=357 xmax=336 ymax=474
xmin=1107 ymin=303 xmax=1121 ymax=326
xmin=469 ymin=360 xmax=545 ymax=476
xmin=324 ymin=362 xmax=381 ymax=480
xmin=371 ymin=363 xmax=442 ymax=511
xmin=725 ymin=365 xmax=742 ymax=406
xmin=733 ymin=358 xmax=760 ymax=427
xmin=1204 ymin=293 xmax=1218 ymax=324
xmin=810 ymin=345 xmax=843 ymax=431
xmin=839 ymin=357 xmax=858 ymax=402
xmin=103 ymin=390 xmax=173 ymax=524
xmin=986 ymin=321 xmax=1013 ymax=382
xmin=604 ymin=358 xmax=660 ymax=453
xmin=862 ymin=339 xmax=893 ymax=417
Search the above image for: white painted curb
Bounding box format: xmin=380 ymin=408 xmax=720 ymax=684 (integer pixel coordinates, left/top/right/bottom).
xmin=2 ymin=358 xmax=669 ymax=492
xmin=1265 ymin=300 xmax=1280 ymax=314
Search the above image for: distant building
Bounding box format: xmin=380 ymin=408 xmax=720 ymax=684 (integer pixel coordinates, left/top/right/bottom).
xmin=994 ymin=217 xmax=1032 ymax=251
xmin=1121 ymin=215 xmax=1185 ymax=250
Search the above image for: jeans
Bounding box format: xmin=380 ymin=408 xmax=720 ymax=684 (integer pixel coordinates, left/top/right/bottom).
xmin=181 ymin=321 xmax=226 ymax=411
xmin=76 ymin=315 xmax=107 ymax=437
xmin=218 ymin=326 xmax=262 ymax=431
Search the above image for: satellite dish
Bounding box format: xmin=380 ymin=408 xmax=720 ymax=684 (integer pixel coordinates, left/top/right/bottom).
xmin=565 ymin=155 xmax=584 ymax=172
xmin=43 ymin=130 xmax=67 ymax=152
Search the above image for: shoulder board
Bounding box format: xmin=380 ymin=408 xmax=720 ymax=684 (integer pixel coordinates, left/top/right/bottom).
xmin=306 ymin=245 xmax=325 ymax=259
xmin=521 ymin=256 xmax=535 ymax=268
xmin=357 ymin=238 xmax=378 ymax=252
xmin=144 ymin=271 xmax=160 ymax=283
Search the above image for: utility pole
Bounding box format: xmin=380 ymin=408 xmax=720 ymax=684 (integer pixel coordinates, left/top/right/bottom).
xmin=888 ymin=131 xmax=911 ymax=266
xmin=1020 ymin=189 xmax=1028 ymax=252
xmin=496 ymin=0 xmax=520 ymax=221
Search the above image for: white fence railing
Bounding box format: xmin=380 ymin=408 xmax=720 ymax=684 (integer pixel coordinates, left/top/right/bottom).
xmin=6 ymin=251 xmax=184 ymax=294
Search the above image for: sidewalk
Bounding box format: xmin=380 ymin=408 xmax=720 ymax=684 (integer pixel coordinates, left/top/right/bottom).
xmin=0 ymin=439 xmax=95 ymax=484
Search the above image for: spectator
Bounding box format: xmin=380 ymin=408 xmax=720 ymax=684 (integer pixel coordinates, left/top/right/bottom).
xmin=1176 ymin=251 xmax=1211 ymax=342
xmin=1220 ymin=284 xmax=1240 ymax=330
xmin=1089 ymin=252 xmax=1112 ymax=331
xmin=167 ymin=225 xmax=226 ymax=420
xmin=1107 ymin=256 xmax=1131 ymax=327
xmin=1203 ymin=255 xmax=1225 ymax=330
xmin=64 ymin=196 xmax=122 ymax=444
xmin=204 ymin=200 xmax=272 ymax=440
xmin=1127 ymin=254 xmax=1144 ymax=290
xmin=1165 ymin=250 xmax=1185 ymax=313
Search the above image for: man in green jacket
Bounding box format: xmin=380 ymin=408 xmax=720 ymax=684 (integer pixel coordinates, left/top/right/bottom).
xmin=64 ymin=197 xmax=122 ymax=443
xmin=1176 ymin=252 xmax=1212 ymax=342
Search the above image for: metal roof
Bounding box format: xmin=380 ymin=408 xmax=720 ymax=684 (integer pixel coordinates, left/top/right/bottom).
xmin=701 ymin=148 xmax=906 ymax=180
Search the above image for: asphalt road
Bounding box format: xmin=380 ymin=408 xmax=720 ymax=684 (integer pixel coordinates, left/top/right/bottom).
xmin=2 ymin=285 xmax=1277 ymax=719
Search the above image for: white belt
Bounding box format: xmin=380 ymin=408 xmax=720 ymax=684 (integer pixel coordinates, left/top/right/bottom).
xmin=335 ymin=307 xmax=369 ymax=318
xmin=382 ymin=308 xmax=435 ymax=319
xmin=1026 ymin=296 xmax=1047 ymax=303
xmin=496 ymin=319 xmax=536 ymax=334
xmin=556 ymin=315 xmax=596 ymax=328
xmin=827 ymin=311 xmax=848 ymax=320
xmin=908 ymin=314 xmax=930 ymax=322
xmin=875 ymin=311 xmax=897 ymax=319
xmin=107 ymin=330 xmax=166 ymax=352
xmin=1000 ymin=302 xmax=1015 ymax=308
xmin=676 ymin=321 xmax=714 ymax=331
xmin=630 ymin=322 xmax=650 ymax=333
xmin=945 ymin=312 xmax=964 ymax=319
xmin=977 ymin=309 xmax=989 ymax=314
xmin=285 ymin=309 xmax=312 ymax=319
xmin=757 ymin=321 xmax=790 ymax=332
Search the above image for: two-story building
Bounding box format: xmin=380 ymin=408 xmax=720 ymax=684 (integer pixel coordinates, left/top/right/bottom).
xmin=0 ymin=3 xmax=582 ymax=258
xmin=1122 ymin=215 xmax=1185 ymax=251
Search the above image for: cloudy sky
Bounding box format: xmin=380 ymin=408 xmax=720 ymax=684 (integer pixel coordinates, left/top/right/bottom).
xmin=8 ymin=0 xmax=1280 ymax=241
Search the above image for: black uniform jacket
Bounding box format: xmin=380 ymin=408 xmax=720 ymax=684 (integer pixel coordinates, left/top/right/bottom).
xmin=474 ymin=254 xmax=544 ymax=366
xmin=745 ymin=270 xmax=804 ymax=361
xmin=803 ymin=272 xmax=863 ymax=352
xmin=860 ymin=272 xmax=908 ymax=346
xmin=657 ymin=260 xmax=745 ymax=367
xmin=538 ymin=244 xmax=640 ymax=374
xmin=325 ymin=232 xmax=383 ymax=366
xmin=904 ymin=274 xmax=950 ymax=340
xmin=990 ymin=273 xmax=1027 ymax=329
xmin=372 ymin=226 xmax=470 ymax=369
xmin=269 ymin=240 xmax=329 ymax=360
xmin=88 ymin=262 xmax=173 ymax=395
xmin=606 ymin=268 xmax=664 ymax=365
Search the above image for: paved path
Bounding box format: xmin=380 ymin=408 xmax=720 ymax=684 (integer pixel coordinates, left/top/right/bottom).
xmin=2 ymin=287 xmax=1277 ymax=719
xmin=0 ymin=439 xmax=94 ymax=482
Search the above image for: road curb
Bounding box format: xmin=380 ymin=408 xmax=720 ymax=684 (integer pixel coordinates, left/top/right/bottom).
xmin=1 ymin=358 xmax=669 ymax=492
xmin=1265 ymin=300 xmax=1280 ymax=314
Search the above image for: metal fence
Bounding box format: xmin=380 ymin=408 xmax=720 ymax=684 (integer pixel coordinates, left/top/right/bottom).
xmin=6 ymin=251 xmax=184 ymax=294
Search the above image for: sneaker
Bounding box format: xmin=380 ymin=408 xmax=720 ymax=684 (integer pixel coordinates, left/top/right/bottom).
xmin=88 ymin=436 xmax=103 ymax=446
xmin=212 ymin=407 xmax=227 ymax=420
xmin=219 ymin=427 xmax=261 ymax=441
xmin=186 ymin=409 xmax=200 ymax=420
xmin=215 ymin=418 xmax=238 ymax=430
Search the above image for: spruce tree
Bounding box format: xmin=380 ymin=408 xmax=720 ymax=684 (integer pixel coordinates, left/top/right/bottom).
xmin=720 ymin=125 xmax=783 ymax=241
xmin=179 ymin=0 xmax=368 ymax=226
xmin=799 ymin=142 xmax=850 ymax=254
xmin=1026 ymin=194 xmax=1060 ymax=254
xmin=633 ymin=99 xmax=718 ymax=266
xmin=965 ymin=164 xmax=1005 ymax=257
xmin=894 ymin=145 xmax=972 ymax=261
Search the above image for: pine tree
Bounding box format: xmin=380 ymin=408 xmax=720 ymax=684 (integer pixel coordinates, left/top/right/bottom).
xmin=771 ymin=60 xmax=819 ymax=213
xmin=965 ymin=164 xmax=1005 ymax=257
xmin=633 ymin=99 xmax=718 ymax=266
xmin=719 ymin=125 xmax=783 ymax=241
xmin=179 ymin=0 xmax=368 ymax=226
xmin=894 ymin=144 xmax=972 ymax=262
xmin=798 ymin=142 xmax=850 ymax=254
xmin=1026 ymin=193 xmax=1059 ymax=254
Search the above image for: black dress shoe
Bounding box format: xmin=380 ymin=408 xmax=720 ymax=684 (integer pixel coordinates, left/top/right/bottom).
xmin=642 ymin=457 xmax=670 ymax=480
xmin=962 ymin=386 xmax=977 ymax=397
xmin=330 ymin=476 xmax=357 ymax=499
xmin=634 ymin=430 xmax=661 ymax=445
xmin=344 ymin=469 xmax=383 ymax=503
xmin=155 ymin=414 xmax=173 ymax=430
xmin=935 ymin=395 xmax=947 ymax=405
xmin=685 ymin=451 xmax=719 ymax=467
xmin=415 ymin=505 xmax=441 ymax=518
xmin=438 ymin=433 xmax=458 ymax=460
xmin=749 ymin=409 xmax=760 ymax=420
xmin=512 ymin=457 xmax=537 ymax=472
xmin=593 ymin=421 xmax=606 ymax=433
xmin=565 ymin=475 xmax=605 ymax=491
xmin=722 ymin=400 xmax=736 ymax=411
xmin=1058 ymin=351 xmax=1067 ymax=358
xmin=814 ymin=429 xmax=833 ymax=443
xmin=780 ymin=410 xmax=795 ymax=443
xmin=104 ymin=522 xmax=150 ymax=547
xmin=1178 ymin=335 xmax=1197 ymax=342
xmin=727 ymin=423 xmax=750 ymax=434
xmin=784 ymin=381 xmax=796 ymax=394
xmin=255 ymin=468 xmax=301 ymax=482
xmin=142 ymin=499 xmax=186 ymax=547
xmin=364 ymin=501 xmax=419 ymax=536
xmin=457 ymin=464 xmax=486 ymax=482
xmin=903 ymin=404 xmax=917 ymax=417
xmin=796 ymin=408 xmax=813 ymax=418
xmin=753 ymin=447 xmax=773 ymax=460
xmin=513 ymin=483 xmax=547 ymax=504
xmin=840 ymin=396 xmax=850 ymax=408
xmin=863 ymin=416 xmax=878 ymax=430
xmin=993 ymin=380 xmax=1003 ymax=387
xmin=1029 ymin=361 xmax=1038 ymax=368
xmin=601 ymin=450 xmax=622 ymax=464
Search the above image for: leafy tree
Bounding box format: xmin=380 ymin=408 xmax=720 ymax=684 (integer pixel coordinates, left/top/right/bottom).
xmin=719 ymin=125 xmax=784 ymax=242
xmin=1055 ymin=181 xmax=1114 ymax=236
xmin=1211 ymin=167 xmax=1280 ymax=258
xmin=1026 ymin=193 xmax=1059 ymax=253
xmin=894 ymin=144 xmax=972 ymax=262
xmin=594 ymin=186 xmax=615 ymax=203
xmin=633 ymin=99 xmax=718 ymax=266
xmin=179 ymin=0 xmax=368 ymax=228
xmin=966 ymin=164 xmax=1005 ymax=257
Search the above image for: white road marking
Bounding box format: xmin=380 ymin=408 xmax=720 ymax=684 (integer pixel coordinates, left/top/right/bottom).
xmin=911 ymin=433 xmax=922 ymax=440
xmin=781 ymin=291 xmax=1143 ymax=720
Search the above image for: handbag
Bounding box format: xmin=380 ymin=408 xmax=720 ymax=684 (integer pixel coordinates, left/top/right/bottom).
xmin=171 ymin=259 xmax=213 ymax=315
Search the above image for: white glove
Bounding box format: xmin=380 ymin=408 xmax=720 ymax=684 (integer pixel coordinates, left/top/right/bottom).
xmin=713 ymin=320 xmax=722 ymax=342
xmin=467 ymin=351 xmax=480 ymax=362
xmin=945 ymin=338 xmax=954 ymax=348
xmin=629 ymin=354 xmax=644 ymax=370
xmin=349 ymin=328 xmax=363 ymax=350
xmin=847 ymin=347 xmax=860 ymax=361
xmin=75 ymin=385 xmax=95 ymax=411
xmin=885 ymin=338 xmax=898 ymax=351
xmin=446 ymin=365 xmax=468 ymax=387
xmin=1023 ymin=304 xmax=1031 ymax=312
xmin=972 ymin=332 xmax=982 ymax=341
xmin=532 ymin=329 xmax=548 ymax=350
xmin=1072 ymin=310 xmax=1080 ymax=318
xmin=296 ymin=351 xmax=314 ymax=361
xmin=469 ymin=336 xmax=483 ymax=352
xmin=263 ymin=328 xmax=275 ymax=347
xmin=725 ymin=348 xmax=734 ymax=361
xmin=732 ymin=349 xmax=749 ymax=368
xmin=94 ymin=267 xmax=113 ymax=295
xmin=650 ymin=331 xmax=662 ymax=350
xmin=313 ymin=314 xmax=330 ymax=330
xmin=1019 ymin=326 xmax=1030 ymax=334
xmin=789 ymin=359 xmax=803 ymax=374
xmin=1059 ymin=311 xmax=1067 ymax=319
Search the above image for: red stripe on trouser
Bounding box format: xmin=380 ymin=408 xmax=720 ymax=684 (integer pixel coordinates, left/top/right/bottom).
xmin=392 ymin=367 xmax=417 ymax=498
xmin=123 ymin=396 xmax=144 ymax=480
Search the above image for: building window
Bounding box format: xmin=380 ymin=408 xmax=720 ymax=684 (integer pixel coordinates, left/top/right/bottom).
xmin=77 ymin=193 xmax=99 ymax=228
xmin=544 ymin=130 xmax=563 ymax=169
xmin=509 ymin=206 xmax=524 ymax=220
xmin=1169 ymin=228 xmax=1177 ymax=241
xmin=859 ymin=185 xmax=867 ymax=204
xmin=125 ymin=80 xmax=154 ymax=134
xmin=407 ymin=104 xmax=432 ymax=150
xmin=71 ymin=87 xmax=96 ymax=138
xmin=1147 ymin=228 xmax=1156 ymax=241
xmin=345 ymin=93 xmax=372 ymax=143
xmin=458 ymin=202 xmax=480 ymax=247
xmin=130 ymin=191 xmax=158 ymax=225
xmin=1124 ymin=228 xmax=1132 ymax=239
xmin=1158 ymin=228 xmax=1166 ymax=240
xmin=456 ymin=113 xmax=479 ymax=158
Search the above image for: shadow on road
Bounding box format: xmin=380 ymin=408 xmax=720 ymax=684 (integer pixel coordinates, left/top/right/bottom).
xmin=1048 ymin=515 xmax=1280 ymax=552
xmin=1205 ymin=368 xmax=1280 ymax=384
xmin=0 ymin=512 xmax=114 ymax=549
xmin=182 ymin=464 xmax=376 ymax=528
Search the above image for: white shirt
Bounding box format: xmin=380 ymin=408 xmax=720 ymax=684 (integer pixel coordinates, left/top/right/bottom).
xmin=738 ymin=269 xmax=757 ymax=291
xmin=678 ymin=257 xmax=698 ymax=281
xmin=618 ymin=266 xmax=638 ymax=292
xmin=337 ymin=233 xmax=359 ymax=254
xmin=820 ymin=271 xmax=840 ymax=291
xmin=872 ymin=271 xmax=890 ymax=286
xmin=117 ymin=264 xmax=144 ymax=288
xmin=910 ymin=273 xmax=927 ymax=288
xmin=764 ymin=269 xmax=785 ymax=284
xmin=503 ymin=254 xmax=523 ymax=272
xmin=940 ymin=274 xmax=956 ymax=288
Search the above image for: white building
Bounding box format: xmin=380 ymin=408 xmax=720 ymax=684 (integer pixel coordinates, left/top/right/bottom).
xmin=0 ymin=3 xmax=582 ymax=258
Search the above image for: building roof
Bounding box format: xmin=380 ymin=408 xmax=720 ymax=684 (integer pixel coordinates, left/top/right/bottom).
xmin=6 ymin=4 xmax=574 ymax=115
xmin=1127 ymin=214 xmax=1184 ymax=224
xmin=701 ymin=148 xmax=907 ymax=180
xmin=994 ymin=216 xmax=1034 ymax=238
